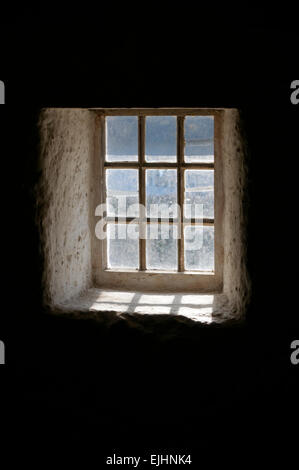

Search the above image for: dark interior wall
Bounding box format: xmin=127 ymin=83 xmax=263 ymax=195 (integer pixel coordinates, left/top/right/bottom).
xmin=0 ymin=5 xmax=298 ymax=466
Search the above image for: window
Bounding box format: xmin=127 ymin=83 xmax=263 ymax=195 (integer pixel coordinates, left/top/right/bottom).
xmin=95 ymin=109 xmax=224 ymax=292
xmin=39 ymin=107 xmax=249 ymax=317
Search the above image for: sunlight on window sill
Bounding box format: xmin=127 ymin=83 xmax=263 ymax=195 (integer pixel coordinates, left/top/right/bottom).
xmin=56 ymin=288 xmax=235 ymax=324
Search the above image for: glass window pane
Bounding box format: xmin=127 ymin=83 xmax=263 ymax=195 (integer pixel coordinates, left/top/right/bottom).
xmin=146 ymin=169 xmax=177 ymax=218
xmin=145 ymin=116 xmax=176 ymax=162
xmin=106 ymin=169 xmax=139 ymax=217
xmin=184 ymin=225 xmax=214 ymax=271
xmin=185 ymin=170 xmax=214 ymax=219
xmin=184 ymin=116 xmax=214 ymax=162
xmin=146 ymin=224 xmax=178 ymax=270
xmin=107 ymin=223 xmax=139 ymax=269
xmin=106 ymin=116 xmax=138 ymax=162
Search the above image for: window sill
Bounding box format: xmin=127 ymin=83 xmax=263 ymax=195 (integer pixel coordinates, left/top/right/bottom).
xmin=52 ymin=288 xmax=238 ymax=325
xmin=96 ymin=270 xmax=221 ymax=292
xmin=104 ymin=268 xmax=215 ymax=275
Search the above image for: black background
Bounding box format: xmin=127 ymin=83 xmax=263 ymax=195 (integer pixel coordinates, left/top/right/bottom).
xmin=0 ymin=3 xmax=298 ymax=468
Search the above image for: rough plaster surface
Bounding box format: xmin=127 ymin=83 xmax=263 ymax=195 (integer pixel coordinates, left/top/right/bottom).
xmin=222 ymin=109 xmax=251 ymax=318
xmin=38 ymin=108 xmax=250 ymax=325
xmin=37 ymin=108 xmax=96 ymax=306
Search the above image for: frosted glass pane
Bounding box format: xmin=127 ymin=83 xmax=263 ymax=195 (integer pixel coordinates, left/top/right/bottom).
xmin=145 ymin=116 xmax=176 ymax=162
xmin=146 ymin=224 xmax=178 ymax=270
xmin=106 ymin=116 xmax=138 ymax=162
xmin=106 ymin=169 xmax=139 ymax=217
xmin=184 ymin=116 xmax=214 ymax=162
xmin=185 ymin=170 xmax=214 ymax=219
xmin=146 ymin=169 xmax=177 ymax=217
xmin=184 ymin=225 xmax=214 ymax=271
xmin=107 ymin=224 xmax=139 ymax=269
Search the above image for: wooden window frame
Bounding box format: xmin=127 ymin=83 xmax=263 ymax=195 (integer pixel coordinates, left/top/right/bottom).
xmin=92 ymin=109 xmax=224 ymax=293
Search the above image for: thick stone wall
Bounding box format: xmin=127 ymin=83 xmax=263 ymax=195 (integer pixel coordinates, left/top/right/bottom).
xmin=37 ymin=108 xmax=96 ymax=306
xmin=222 ymin=109 xmax=251 ymax=317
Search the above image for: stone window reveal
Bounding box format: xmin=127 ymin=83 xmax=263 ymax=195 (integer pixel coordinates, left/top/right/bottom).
xmin=38 ymin=108 xmax=250 ymax=323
